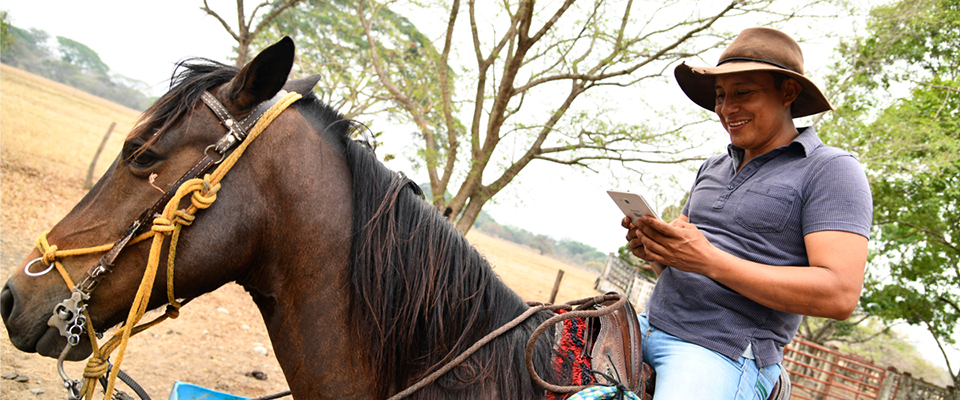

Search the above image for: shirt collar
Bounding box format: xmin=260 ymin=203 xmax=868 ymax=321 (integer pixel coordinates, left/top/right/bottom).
xmin=726 ymin=126 xmax=822 ymax=163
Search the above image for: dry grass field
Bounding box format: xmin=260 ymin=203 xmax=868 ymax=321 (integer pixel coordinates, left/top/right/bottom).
xmin=0 ymin=65 xmax=600 ymax=399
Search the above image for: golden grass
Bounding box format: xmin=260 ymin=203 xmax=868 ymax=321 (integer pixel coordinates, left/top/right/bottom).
xmin=0 ymin=64 xmax=140 ymax=180
xmin=466 ymin=231 xmax=601 ymax=303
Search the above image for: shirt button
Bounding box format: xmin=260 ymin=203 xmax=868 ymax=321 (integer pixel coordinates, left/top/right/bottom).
xmin=727 ymin=185 xmax=735 ymax=190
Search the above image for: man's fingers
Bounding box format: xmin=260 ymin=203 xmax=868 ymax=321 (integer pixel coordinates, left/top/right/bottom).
xmin=640 ymin=216 xmax=680 ymax=240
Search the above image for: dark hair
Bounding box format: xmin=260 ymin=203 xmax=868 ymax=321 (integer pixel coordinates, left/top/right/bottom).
xmin=769 ymin=71 xmax=797 ymax=113
xmin=769 ymin=71 xmax=788 ymax=89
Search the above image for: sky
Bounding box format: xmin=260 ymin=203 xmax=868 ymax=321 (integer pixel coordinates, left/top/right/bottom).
xmin=2 ymin=0 xmax=958 ymax=374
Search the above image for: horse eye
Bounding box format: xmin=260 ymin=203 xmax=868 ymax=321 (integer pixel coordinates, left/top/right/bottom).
xmin=130 ymin=151 xmax=159 ymax=169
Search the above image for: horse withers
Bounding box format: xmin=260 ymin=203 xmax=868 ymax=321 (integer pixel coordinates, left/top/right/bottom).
xmin=1 ymin=37 xmax=647 ymax=399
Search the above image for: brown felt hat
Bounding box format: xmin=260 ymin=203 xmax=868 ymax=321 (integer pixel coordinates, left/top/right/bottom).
xmin=674 ymin=27 xmax=833 ymax=118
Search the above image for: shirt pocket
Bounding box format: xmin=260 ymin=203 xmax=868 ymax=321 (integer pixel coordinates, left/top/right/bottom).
xmin=734 ymin=183 xmax=797 ymax=233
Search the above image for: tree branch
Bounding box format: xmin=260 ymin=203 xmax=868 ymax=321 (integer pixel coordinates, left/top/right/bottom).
xmin=356 ymin=0 xmax=440 ymax=189
xmin=512 ymin=0 xmax=741 ymax=96
xmin=250 ymin=0 xmax=302 ymax=40
xmin=437 ymin=0 xmax=461 ymax=204
xmin=201 ymin=0 xmax=241 ymax=41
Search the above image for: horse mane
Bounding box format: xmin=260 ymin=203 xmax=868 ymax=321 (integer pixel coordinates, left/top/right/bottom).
xmin=296 ymin=101 xmax=557 ymax=397
xmin=138 ymin=59 xmax=557 ymax=398
xmin=127 ymin=59 xmax=239 ymax=151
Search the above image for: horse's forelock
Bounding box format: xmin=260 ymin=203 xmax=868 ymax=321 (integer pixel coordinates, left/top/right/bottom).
xmin=126 ymin=59 xmax=239 ymax=157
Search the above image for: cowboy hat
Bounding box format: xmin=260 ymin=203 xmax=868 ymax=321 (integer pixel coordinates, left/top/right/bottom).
xmin=674 ymin=27 xmax=833 ymax=118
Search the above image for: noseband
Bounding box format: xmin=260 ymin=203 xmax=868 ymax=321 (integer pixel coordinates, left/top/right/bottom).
xmin=25 ymin=89 xmax=302 ymax=400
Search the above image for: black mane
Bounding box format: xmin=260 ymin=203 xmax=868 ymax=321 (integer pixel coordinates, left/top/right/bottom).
xmin=326 ymin=106 xmax=557 ymax=399
xmin=128 ymin=59 xmax=239 ymax=146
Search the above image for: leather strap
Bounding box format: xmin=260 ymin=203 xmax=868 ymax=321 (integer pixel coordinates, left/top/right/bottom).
xmin=73 ymin=90 xmax=288 ymax=295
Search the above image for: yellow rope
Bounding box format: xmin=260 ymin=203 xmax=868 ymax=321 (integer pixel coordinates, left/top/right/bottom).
xmin=32 ymin=91 xmax=301 ymax=400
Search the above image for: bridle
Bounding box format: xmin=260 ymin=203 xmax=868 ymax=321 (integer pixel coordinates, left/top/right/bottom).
xmin=24 ymin=88 xmax=302 ymax=400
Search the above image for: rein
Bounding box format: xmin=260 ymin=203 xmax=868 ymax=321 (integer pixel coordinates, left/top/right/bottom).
xmin=25 ymin=90 xmax=302 ymax=400
xmin=388 ymin=293 xmax=630 ymax=400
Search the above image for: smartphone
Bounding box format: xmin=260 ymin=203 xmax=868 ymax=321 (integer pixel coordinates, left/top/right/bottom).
xmin=607 ymin=190 xmax=660 ymax=224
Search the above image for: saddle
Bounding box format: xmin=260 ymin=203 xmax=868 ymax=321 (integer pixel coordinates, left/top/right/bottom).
xmin=582 ymin=296 xmax=790 ymax=400
xmin=583 ymin=296 xmax=652 ymax=399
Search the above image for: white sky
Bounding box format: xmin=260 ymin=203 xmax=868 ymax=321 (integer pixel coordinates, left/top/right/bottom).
xmin=2 ymin=0 xmax=957 ymax=374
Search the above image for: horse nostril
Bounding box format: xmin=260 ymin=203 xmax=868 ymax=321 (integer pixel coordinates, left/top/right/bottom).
xmin=1 ymin=283 xmax=16 ymax=323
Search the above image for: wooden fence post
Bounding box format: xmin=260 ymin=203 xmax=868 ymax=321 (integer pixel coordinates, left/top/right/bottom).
xmin=85 ymin=122 xmax=116 ymax=189
xmin=895 ymin=372 xmax=912 ymax=400
xmin=877 ymin=367 xmax=899 ymax=400
xmin=549 ymin=269 xmax=565 ymax=304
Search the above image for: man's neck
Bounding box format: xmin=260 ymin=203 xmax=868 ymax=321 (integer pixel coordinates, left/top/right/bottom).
xmin=738 ymin=123 xmax=799 ymax=171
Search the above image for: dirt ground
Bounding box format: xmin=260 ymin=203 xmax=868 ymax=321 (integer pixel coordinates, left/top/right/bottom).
xmin=0 ymin=65 xmax=602 ymax=399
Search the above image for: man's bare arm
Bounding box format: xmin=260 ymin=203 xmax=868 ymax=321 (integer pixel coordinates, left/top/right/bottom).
xmin=635 ymin=216 xmax=867 ymax=320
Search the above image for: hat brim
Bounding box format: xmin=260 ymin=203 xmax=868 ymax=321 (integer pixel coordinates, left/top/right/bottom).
xmin=674 ymin=61 xmax=833 ymax=118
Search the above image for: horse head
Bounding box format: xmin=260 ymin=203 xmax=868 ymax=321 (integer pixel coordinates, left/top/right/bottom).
xmin=0 ymin=37 xmax=355 ymax=371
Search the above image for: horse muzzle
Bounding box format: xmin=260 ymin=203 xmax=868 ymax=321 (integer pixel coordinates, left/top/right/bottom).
xmin=1 ymin=256 xmax=93 ymax=361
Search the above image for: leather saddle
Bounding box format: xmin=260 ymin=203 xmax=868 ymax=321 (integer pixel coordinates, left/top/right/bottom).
xmin=583 ymin=295 xmax=651 ymax=398
xmin=582 ymin=295 xmax=790 ymax=400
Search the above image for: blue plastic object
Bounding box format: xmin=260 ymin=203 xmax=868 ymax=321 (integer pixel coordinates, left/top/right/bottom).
xmin=168 ymin=381 xmax=248 ymax=400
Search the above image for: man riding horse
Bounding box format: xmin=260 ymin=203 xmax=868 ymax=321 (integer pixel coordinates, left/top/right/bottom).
xmin=622 ymin=27 xmax=873 ymax=399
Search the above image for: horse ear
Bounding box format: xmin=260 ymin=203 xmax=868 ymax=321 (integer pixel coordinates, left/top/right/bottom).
xmin=225 ymin=36 xmax=295 ymax=109
xmin=283 ymin=74 xmax=321 ymax=95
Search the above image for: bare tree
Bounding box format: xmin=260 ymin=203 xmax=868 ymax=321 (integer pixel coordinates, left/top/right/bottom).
xmin=201 ymin=0 xmax=302 ymax=66
xmin=353 ymin=0 xmax=839 ymax=233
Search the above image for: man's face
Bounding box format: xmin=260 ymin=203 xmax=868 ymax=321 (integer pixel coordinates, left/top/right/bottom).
xmin=714 ymin=71 xmax=794 ymax=154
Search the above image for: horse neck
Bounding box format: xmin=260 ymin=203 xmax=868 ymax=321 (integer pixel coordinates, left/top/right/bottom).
xmin=238 ymin=118 xmax=378 ymax=398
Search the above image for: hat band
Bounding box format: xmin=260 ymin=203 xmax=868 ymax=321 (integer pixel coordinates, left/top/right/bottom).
xmin=717 ymin=57 xmax=795 ymax=73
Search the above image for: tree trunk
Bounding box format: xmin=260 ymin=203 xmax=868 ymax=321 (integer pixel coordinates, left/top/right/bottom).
xmin=454 ymin=193 xmax=488 ymax=234
xmin=235 ymin=44 xmax=248 ymax=67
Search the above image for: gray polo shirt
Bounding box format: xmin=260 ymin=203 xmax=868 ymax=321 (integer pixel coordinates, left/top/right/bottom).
xmin=647 ymin=127 xmax=873 ymax=368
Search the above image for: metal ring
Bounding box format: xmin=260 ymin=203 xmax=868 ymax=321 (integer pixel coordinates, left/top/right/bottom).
xmin=203 ymin=145 xmax=226 ymax=164
xmin=24 ymin=258 xmax=54 ymax=277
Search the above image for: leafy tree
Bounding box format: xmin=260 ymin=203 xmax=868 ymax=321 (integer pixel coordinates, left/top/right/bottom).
xmin=1 ymin=25 xmax=52 ymax=71
xmin=819 ymin=0 xmax=960 ymax=390
xmin=0 ymin=11 xmax=11 ymax=51
xmin=0 ymin=23 xmax=149 ymax=110
xmin=201 ymin=0 xmax=303 ymax=66
xmin=260 ymin=0 xmax=836 ymax=234
xmin=254 ymin=0 xmax=443 ymax=123
xmin=56 ymin=36 xmax=109 ymax=76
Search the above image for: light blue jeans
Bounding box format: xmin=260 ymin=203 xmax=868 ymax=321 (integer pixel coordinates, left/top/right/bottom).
xmin=638 ymin=313 xmax=780 ymax=400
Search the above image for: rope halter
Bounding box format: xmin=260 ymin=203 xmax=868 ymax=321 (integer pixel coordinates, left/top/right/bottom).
xmin=27 ymin=90 xmax=302 ymax=400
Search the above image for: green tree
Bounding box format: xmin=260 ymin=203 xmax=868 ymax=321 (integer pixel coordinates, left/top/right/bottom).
xmin=0 ymin=23 xmax=149 ymax=110
xmin=56 ymin=36 xmax=109 ymax=76
xmin=0 ymin=11 xmax=11 ymax=51
xmin=819 ymin=0 xmax=960 ymax=391
xmin=254 ymin=0 xmax=440 ymax=121
xmin=1 ymin=25 xmax=52 ymax=71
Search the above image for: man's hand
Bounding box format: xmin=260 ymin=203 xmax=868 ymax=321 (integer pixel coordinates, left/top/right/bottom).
xmin=622 ymin=216 xmax=672 ymax=276
xmin=633 ymin=215 xmax=719 ymax=276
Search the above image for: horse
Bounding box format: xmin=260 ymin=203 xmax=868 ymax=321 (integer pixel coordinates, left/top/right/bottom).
xmin=1 ymin=38 xmax=643 ymax=399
